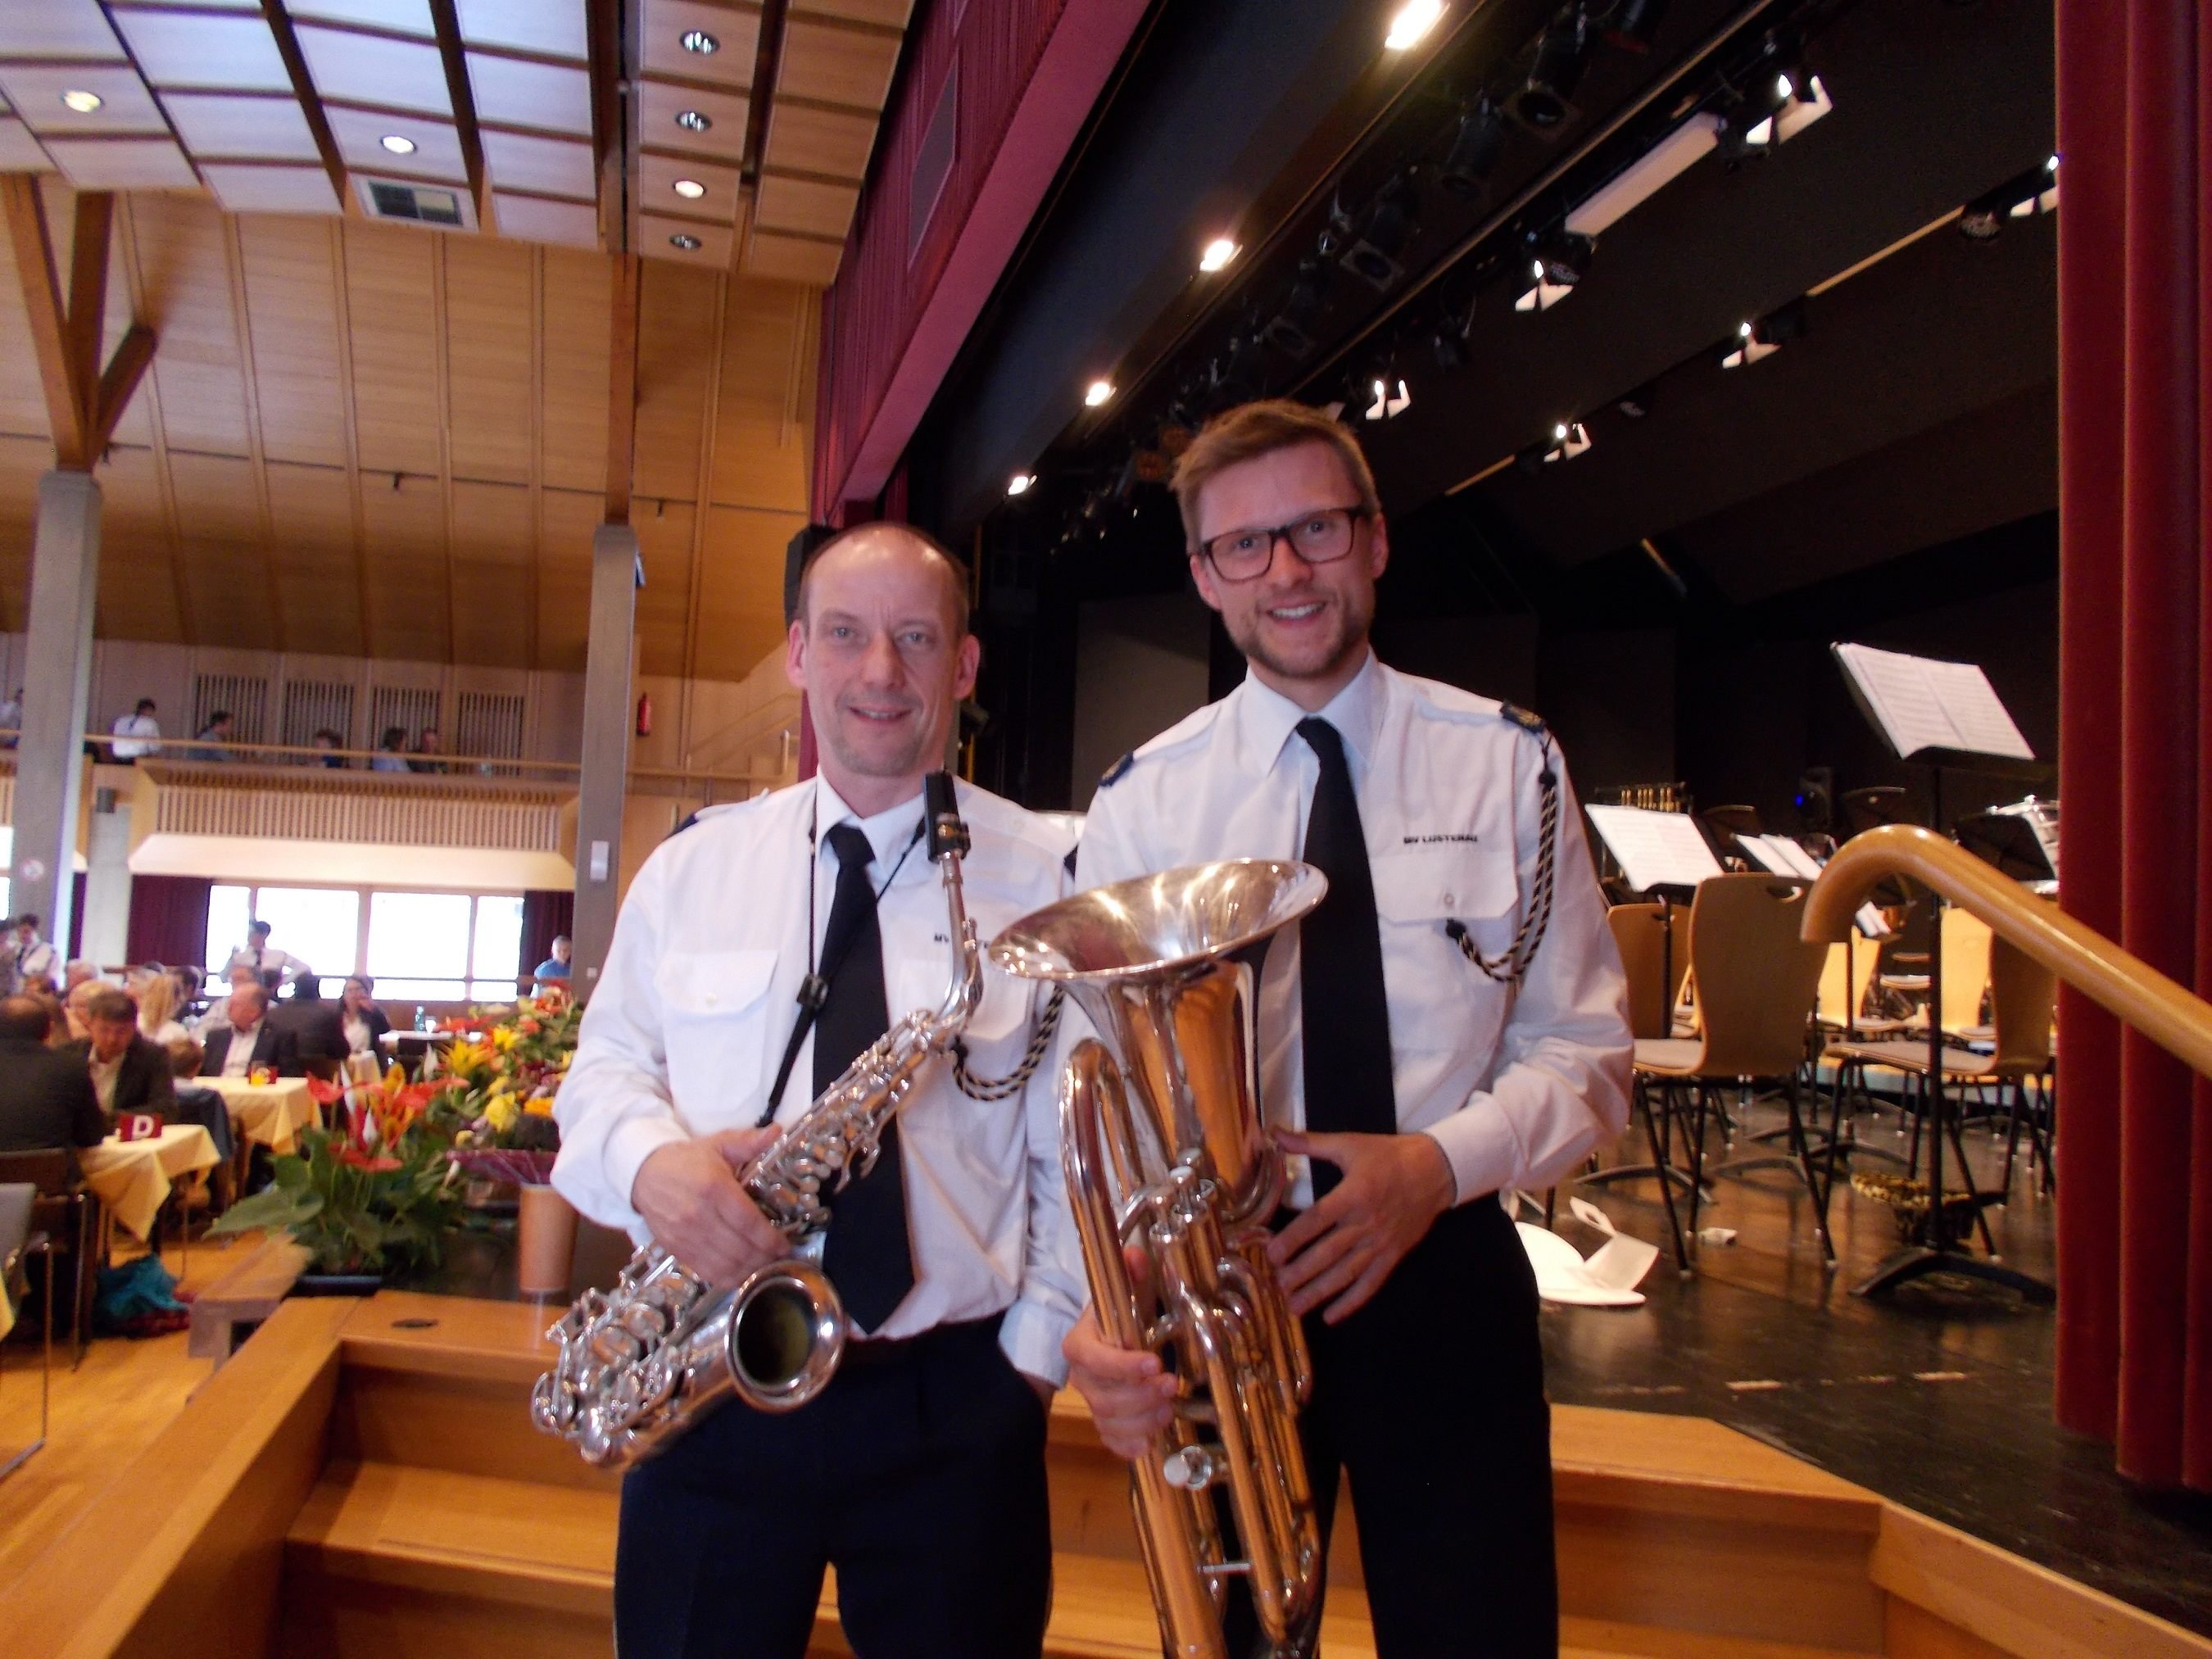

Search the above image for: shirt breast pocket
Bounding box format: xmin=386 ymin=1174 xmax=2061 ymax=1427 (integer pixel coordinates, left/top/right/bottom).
xmin=655 ymin=948 xmax=778 ymax=1116
xmin=1371 ymin=848 xmax=1519 ymax=1054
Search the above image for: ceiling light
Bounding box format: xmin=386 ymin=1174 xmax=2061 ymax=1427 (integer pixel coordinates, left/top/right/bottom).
xmin=1363 ymin=376 xmax=1412 ymax=422
xmin=669 ymin=233 xmax=702 ymax=251
xmin=673 ymin=178 xmax=706 ymax=200
xmin=1772 ymin=72 xmax=1834 ymax=143
xmin=1566 ymin=114 xmax=1720 ymax=236
xmin=1084 ymin=379 xmax=1114 ymax=407
xmin=1385 ymin=0 xmax=1445 ymax=52
xmin=1199 ymin=237 xmax=1240 ymax=273
xmin=1959 ymin=161 xmax=2062 ymax=242
xmin=1721 ymin=300 xmax=1806 ymax=367
xmin=60 ymin=89 xmax=103 ymax=114
xmin=379 ymin=134 xmax=417 ymax=155
xmin=1008 ymin=473 xmax=1035 ymax=496
xmin=675 ymin=109 xmax=711 ymax=133
xmin=680 ymin=28 xmax=719 ymax=54
xmin=1546 ymin=421 xmax=1591 ymax=462
xmin=1514 ymin=14 xmax=1591 ymax=132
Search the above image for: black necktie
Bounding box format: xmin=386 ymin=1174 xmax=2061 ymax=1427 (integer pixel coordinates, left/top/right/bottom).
xmin=814 ymin=822 xmax=913 ymax=1334
xmin=1297 ymin=718 xmax=1397 ymax=1197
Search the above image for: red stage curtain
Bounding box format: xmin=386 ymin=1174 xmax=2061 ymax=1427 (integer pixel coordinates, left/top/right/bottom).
xmin=2054 ymin=1 xmax=2212 ymax=1490
xmin=125 ymin=874 xmax=211 ymax=970
xmin=520 ymin=889 xmax=575 ymax=977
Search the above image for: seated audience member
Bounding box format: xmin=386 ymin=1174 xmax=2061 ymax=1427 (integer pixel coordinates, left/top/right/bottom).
xmin=109 ymin=696 xmax=162 ymax=760
xmin=63 ymin=959 xmax=97 ymax=994
xmin=311 ymin=728 xmax=347 ymax=768
xmin=533 ymin=934 xmax=573 ymax=983
xmin=61 ymin=978 xmax=98 ymax=1042
xmin=193 ymin=965 xmax=261 ymax=1034
xmin=73 ymin=986 xmax=177 ymax=1119
xmin=272 ymin=973 xmax=347 ymax=1063
xmin=135 ymin=969 xmax=192 ymax=1048
xmin=338 ymin=976 xmax=392 ymax=1057
xmin=165 ymin=1037 xmax=231 ymax=1160
xmin=199 ymin=983 xmax=300 ymax=1078
xmin=0 ymin=995 xmax=106 ymax=1151
xmin=370 ymin=726 xmax=412 ymax=773
xmin=192 ymin=709 xmax=236 ymax=761
xmin=410 ymin=726 xmax=449 ymax=774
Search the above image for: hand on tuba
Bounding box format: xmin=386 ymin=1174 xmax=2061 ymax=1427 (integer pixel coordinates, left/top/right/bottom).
xmin=1062 ymin=1248 xmax=1180 ymax=1461
xmin=629 ymin=1126 xmax=786 ymax=1288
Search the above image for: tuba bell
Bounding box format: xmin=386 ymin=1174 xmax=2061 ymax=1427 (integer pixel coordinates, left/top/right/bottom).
xmin=991 ymin=859 xmax=1328 ymax=1659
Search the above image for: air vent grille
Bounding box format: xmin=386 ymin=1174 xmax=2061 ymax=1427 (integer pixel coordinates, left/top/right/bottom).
xmin=191 ymin=673 xmax=269 ymax=745
xmin=360 ymin=177 xmax=469 ymax=228
xmin=456 ymin=691 xmax=526 ymax=773
xmin=282 ymin=679 xmax=354 ymax=751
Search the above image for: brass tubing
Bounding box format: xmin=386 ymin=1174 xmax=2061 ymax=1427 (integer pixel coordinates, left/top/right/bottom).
xmin=1803 ymin=825 xmax=2212 ymax=1081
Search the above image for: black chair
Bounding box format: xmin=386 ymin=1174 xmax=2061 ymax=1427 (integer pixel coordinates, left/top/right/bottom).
xmin=0 ymin=1181 xmax=52 ymax=1479
xmin=0 ymin=1150 xmax=96 ymax=1369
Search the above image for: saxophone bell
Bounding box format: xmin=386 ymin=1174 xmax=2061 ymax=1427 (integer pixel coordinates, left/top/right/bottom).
xmin=723 ymin=1257 xmax=845 ymax=1412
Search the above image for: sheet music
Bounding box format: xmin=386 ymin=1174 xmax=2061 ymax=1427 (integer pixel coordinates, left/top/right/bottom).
xmin=1737 ymin=833 xmax=1890 ymax=936
xmin=1586 ymin=805 xmax=1726 ymax=892
xmin=1832 ymin=642 xmax=2033 ymax=763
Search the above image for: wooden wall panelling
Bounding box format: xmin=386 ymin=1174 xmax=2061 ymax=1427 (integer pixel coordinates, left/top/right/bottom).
xmin=0 ymin=204 xmax=50 ymax=443
xmin=0 ymin=432 xmax=50 ymax=630
xmin=342 ymin=222 xmax=443 ymax=478
xmin=527 ymin=667 xmax=586 ymax=762
xmin=169 ymin=451 xmax=274 ymax=649
xmin=265 ymin=460 xmax=365 ymax=657
xmin=631 ymin=496 xmax=698 ymax=678
xmin=128 ymin=194 xmax=252 ymax=460
xmin=94 ymin=443 xmax=184 ymax=644
xmin=219 ymin=213 xmax=285 ymax=650
xmin=536 ymin=485 xmax=600 ymax=672
xmin=89 ymin=638 xmax=193 ymax=737
xmin=443 ymin=236 xmax=535 ymax=484
xmin=692 ymin=504 xmax=802 ymax=682
xmin=236 ymin=216 xmax=349 ymax=468
xmin=112 ymin=196 xmax=193 ymax=644
xmin=97 ymin=217 xmax=154 ymax=451
xmin=678 ymin=271 xmax=729 ymax=702
xmin=447 ymin=478 xmax=535 ymax=669
xmin=709 ymin=276 xmax=812 ymax=510
xmin=358 ymin=473 xmax=451 ymax=662
xmin=538 ymin=246 xmax=611 ymax=491
xmin=629 ymin=259 xmax=715 ymax=505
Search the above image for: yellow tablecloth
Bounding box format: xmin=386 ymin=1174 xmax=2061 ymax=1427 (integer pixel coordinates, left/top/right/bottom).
xmin=203 ymin=1075 xmax=320 ymax=1154
xmin=79 ymin=1125 xmax=220 ymax=1243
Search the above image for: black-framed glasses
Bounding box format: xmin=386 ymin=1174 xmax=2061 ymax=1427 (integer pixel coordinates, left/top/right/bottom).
xmin=1201 ymin=505 xmax=1368 ymax=582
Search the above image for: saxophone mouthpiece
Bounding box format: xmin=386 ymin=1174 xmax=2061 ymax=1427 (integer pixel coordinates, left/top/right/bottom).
xmin=924 ymin=770 xmax=970 ymax=861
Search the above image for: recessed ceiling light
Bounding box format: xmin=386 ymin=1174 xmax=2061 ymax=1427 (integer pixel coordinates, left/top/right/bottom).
xmin=669 ymin=233 xmax=702 ymax=251
xmin=675 ymin=109 xmax=710 ymax=134
xmin=1007 ymin=473 xmax=1035 ymax=496
xmin=379 ymin=134 xmax=417 ymax=156
xmin=1385 ymin=0 xmax=1445 ymax=52
xmin=680 ymin=28 xmax=719 ymax=54
xmin=60 ymin=89 xmax=103 ymax=114
xmin=1084 ymin=379 xmax=1114 ymax=407
xmin=673 ymin=178 xmax=706 ymax=200
xmin=1199 ymin=237 xmax=1239 ymax=273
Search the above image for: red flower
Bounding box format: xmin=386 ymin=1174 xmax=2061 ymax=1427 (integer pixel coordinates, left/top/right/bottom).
xmin=335 ymin=1145 xmax=402 ymax=1172
xmin=307 ymin=1076 xmax=345 ymax=1108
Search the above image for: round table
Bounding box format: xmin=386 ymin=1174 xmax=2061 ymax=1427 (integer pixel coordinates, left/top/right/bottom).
xmin=202 ymin=1074 xmax=320 ymax=1155
xmin=79 ymin=1124 xmax=221 ymax=1243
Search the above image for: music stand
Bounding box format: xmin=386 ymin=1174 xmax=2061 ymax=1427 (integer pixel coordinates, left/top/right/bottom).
xmin=1954 ymin=811 xmax=2056 ymax=885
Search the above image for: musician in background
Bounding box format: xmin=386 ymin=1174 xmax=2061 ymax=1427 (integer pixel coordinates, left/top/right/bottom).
xmin=554 ymin=524 xmax=1085 ymax=1659
xmin=1064 ymin=401 xmax=1632 ymax=1656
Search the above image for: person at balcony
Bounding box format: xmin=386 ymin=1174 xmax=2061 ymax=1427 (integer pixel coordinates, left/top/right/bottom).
xmin=71 ymin=986 xmax=176 ymax=1121
xmin=2 ymin=914 xmax=58 ymax=997
xmin=370 ymin=726 xmax=411 ymax=773
xmin=220 ymin=920 xmax=305 ymax=993
xmin=409 ymin=727 xmax=450 ymax=774
xmin=0 ymin=686 xmax=20 ymax=747
xmin=0 ymin=995 xmax=105 ymax=1153
xmin=311 ymin=728 xmax=347 ymax=768
xmin=188 ymin=709 xmax=236 ymax=762
xmin=198 ymin=983 xmax=299 ymax=1079
xmin=109 ymin=697 xmax=161 ymax=761
xmin=339 ymin=975 xmax=392 ymax=1058
xmin=533 ymin=935 xmax=573 ymax=985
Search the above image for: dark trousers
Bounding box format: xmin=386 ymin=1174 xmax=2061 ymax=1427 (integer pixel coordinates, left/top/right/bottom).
xmin=1233 ymin=1197 xmax=1558 ymax=1657
xmin=614 ymin=1314 xmax=1053 ymax=1659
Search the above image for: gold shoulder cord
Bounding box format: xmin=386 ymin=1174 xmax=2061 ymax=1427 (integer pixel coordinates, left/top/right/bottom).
xmin=1445 ymin=713 xmax=1562 ymax=984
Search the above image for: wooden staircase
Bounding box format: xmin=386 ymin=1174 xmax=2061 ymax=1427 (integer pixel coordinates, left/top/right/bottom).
xmin=8 ymin=1292 xmax=2206 ymax=1658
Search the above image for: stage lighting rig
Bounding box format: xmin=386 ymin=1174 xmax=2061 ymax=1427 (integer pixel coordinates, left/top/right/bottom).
xmin=1439 ymin=97 xmax=1506 ymax=199
xmin=1604 ymin=0 xmax=1667 ymax=52
xmin=1720 ymin=297 xmax=1806 ymax=368
xmin=1515 ymin=419 xmax=1592 ymax=470
xmin=1959 ymin=156 xmax=2059 ymax=240
xmin=1340 ymin=174 xmax=1423 ymax=291
xmin=1263 ymin=256 xmax=1331 ymax=357
xmin=1514 ymin=10 xmax=1591 ymax=133
xmin=1361 ymin=359 xmax=1413 ymax=422
xmin=1515 ymin=230 xmax=1593 ymax=312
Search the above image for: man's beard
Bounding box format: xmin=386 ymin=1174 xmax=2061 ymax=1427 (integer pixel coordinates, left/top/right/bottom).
xmin=1222 ymin=590 xmax=1372 ymax=687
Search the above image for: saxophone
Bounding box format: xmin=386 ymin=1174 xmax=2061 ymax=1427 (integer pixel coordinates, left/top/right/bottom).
xmin=990 ymin=859 xmax=1329 ymax=1659
xmin=531 ymin=772 xmax=981 ymax=1470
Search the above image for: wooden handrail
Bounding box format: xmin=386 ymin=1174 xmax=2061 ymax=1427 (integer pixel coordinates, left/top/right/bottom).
xmin=1803 ymin=824 xmax=2212 ymax=1081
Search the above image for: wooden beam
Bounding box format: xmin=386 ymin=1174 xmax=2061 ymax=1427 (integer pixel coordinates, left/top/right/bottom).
xmin=605 ymin=252 xmax=640 ymax=524
xmin=2 ymin=175 xmax=88 ymax=467
xmin=65 ymin=191 xmax=113 ymax=426
xmin=426 ymin=0 xmax=489 ymax=228
xmin=89 ymin=324 xmax=156 ymax=458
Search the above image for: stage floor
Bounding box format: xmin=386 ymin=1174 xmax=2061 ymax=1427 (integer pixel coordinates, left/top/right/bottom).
xmin=1560 ymin=1090 xmax=2212 ymax=1637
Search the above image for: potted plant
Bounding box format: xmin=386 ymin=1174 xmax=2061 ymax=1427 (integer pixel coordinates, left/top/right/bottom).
xmin=434 ymin=990 xmax=580 ymax=1294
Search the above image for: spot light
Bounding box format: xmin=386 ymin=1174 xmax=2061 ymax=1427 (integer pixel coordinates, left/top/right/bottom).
xmin=673 ymin=178 xmax=706 ymax=200
xmin=1085 ymin=379 xmax=1115 ymax=407
xmin=1363 ymin=375 xmax=1412 ymax=422
xmin=379 ymin=134 xmax=416 ymax=155
xmin=1514 ymin=12 xmax=1591 ymax=132
xmin=675 ymin=110 xmax=711 ymax=133
xmin=1339 ymin=175 xmax=1421 ymax=292
xmin=1199 ymin=237 xmax=1240 ymax=273
xmin=60 ymin=89 xmax=103 ymax=114
xmin=669 ymin=233 xmax=702 ymax=251
xmin=1438 ymin=97 xmax=1504 ymax=200
xmin=1385 ymin=0 xmax=1446 ymax=52
xmin=1514 ymin=231 xmax=1592 ymax=312
xmin=1548 ymin=420 xmax=1591 ymax=461
xmin=680 ymin=28 xmax=719 ymax=54
xmin=1008 ymin=472 xmax=1036 ymax=496
xmin=1959 ymin=160 xmax=2060 ymax=241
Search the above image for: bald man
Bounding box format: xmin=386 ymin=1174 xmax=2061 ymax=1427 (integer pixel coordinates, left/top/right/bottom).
xmin=554 ymin=524 xmax=1086 ymax=1659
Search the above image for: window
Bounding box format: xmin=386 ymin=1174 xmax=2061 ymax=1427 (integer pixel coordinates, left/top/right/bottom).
xmin=471 ymin=894 xmax=524 ymax=999
xmin=366 ymin=891 xmax=474 ymax=1001
xmin=252 ymin=887 xmax=362 ymax=985
xmin=206 ymin=884 xmax=252 ymax=973
xmin=197 ymin=882 xmax=529 ymax=1004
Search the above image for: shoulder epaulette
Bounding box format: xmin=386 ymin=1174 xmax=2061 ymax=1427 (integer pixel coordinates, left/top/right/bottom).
xmin=1499 ymin=702 xmax=1549 ymax=738
xmin=1098 ymin=750 xmax=1135 ymax=789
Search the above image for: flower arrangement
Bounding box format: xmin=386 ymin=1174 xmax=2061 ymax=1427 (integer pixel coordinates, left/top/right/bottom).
xmin=431 ymin=990 xmax=580 ymax=1187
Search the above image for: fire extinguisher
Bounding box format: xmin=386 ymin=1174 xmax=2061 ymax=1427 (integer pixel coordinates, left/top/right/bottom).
xmin=636 ymin=692 xmax=653 ymax=737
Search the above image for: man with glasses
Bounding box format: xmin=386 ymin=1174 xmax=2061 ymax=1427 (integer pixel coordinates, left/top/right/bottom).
xmin=1061 ymin=399 xmax=1630 ymax=1656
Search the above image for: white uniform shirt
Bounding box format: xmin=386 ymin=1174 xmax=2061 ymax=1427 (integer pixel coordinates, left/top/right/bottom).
xmin=9 ymin=936 xmax=57 ymax=988
xmin=221 ymin=1020 xmax=265 ymax=1077
xmin=553 ymin=776 xmax=1088 ymax=1384
xmin=1077 ymin=652 xmax=1632 ymax=1209
xmin=110 ymin=713 xmax=161 ymax=759
xmin=222 ymin=945 xmax=302 ymax=986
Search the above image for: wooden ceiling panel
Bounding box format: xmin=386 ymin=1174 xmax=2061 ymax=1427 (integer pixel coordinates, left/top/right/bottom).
xmin=641 ymin=211 xmax=734 ymax=265
xmin=536 ymin=485 xmax=600 ymax=670
xmin=91 ymin=446 xmax=184 ymax=643
xmin=763 ymin=101 xmax=875 ymax=183
xmin=640 ymin=152 xmax=743 ymax=225
xmin=744 ymin=229 xmax=840 ymax=287
xmin=640 ymin=2 xmax=762 ymax=92
xmin=0 ymin=434 xmax=51 ymax=630
xmin=357 ymin=472 xmax=448 ymax=661
xmin=632 ymin=261 xmax=718 ymax=503
xmin=342 ymin=223 xmax=442 ymax=478
xmin=328 ymin=107 xmax=468 ymax=183
xmin=755 ymin=174 xmax=856 ymax=241
xmin=161 ymin=93 xmax=322 ymax=161
xmin=264 ymin=460 xmax=363 ymax=655
xmin=537 ymin=246 xmax=610 ymax=489
xmin=443 ymin=238 xmax=535 ymax=484
xmin=238 ymin=217 xmax=348 ymax=468
xmin=110 ymin=11 xmax=291 ymax=93
xmin=169 ymin=451 xmax=276 ymax=650
xmin=0 ymin=118 xmax=51 ymax=171
xmin=0 ymin=212 xmax=52 ymax=442
xmin=790 ymin=0 xmax=913 ymax=25
xmin=455 ymin=0 xmax=590 ymax=61
xmin=691 ymin=505 xmax=803 ymax=682
xmin=776 ymin=20 xmax=900 ymax=112
xmin=709 ymin=279 xmax=812 ymax=510
xmin=637 ymin=82 xmax=747 ymax=164
xmin=0 ymin=3 xmax=125 ymax=60
xmin=632 ymin=496 xmax=697 ymax=678
xmin=2 ymin=66 xmax=168 ymax=134
xmin=287 ymin=0 xmax=436 ymax=34
xmin=130 ymin=195 xmax=253 ymax=458
xmin=480 ymin=129 xmax=595 ymax=200
xmin=99 ymin=229 xmax=154 ymax=449
xmin=491 ymin=192 xmax=596 ymax=250
xmin=446 ymin=478 xmax=533 ymax=668
xmin=466 ymin=56 xmax=593 ymax=138
xmin=295 ymin=28 xmax=453 ymax=118
xmin=43 ymin=137 xmax=199 ymax=190
xmin=202 ymin=164 xmax=342 ymax=217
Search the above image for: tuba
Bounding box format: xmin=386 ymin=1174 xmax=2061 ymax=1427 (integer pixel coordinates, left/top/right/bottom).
xmin=991 ymin=859 xmax=1328 ymax=1659
xmin=532 ymin=773 xmax=981 ymax=1469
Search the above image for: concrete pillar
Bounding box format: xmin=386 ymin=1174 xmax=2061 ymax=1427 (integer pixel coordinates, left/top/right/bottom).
xmin=79 ymin=795 xmax=133 ymax=969
xmin=11 ymin=471 xmax=101 ymax=948
xmin=571 ymin=523 xmax=640 ymax=995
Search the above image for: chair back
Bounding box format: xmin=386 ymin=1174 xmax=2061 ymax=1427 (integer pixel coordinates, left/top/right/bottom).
xmin=1815 ymin=933 xmax=1883 ymax=1028
xmin=1684 ymin=875 xmax=1827 ymax=1078
xmin=1938 ymin=905 xmax=1994 ymax=1030
xmin=1607 ymin=902 xmax=1688 ymax=1040
xmin=1988 ymin=933 xmax=2057 ymax=1076
xmin=0 ymin=1181 xmax=34 ymax=1280
xmin=0 ymin=1148 xmax=73 ymax=1194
